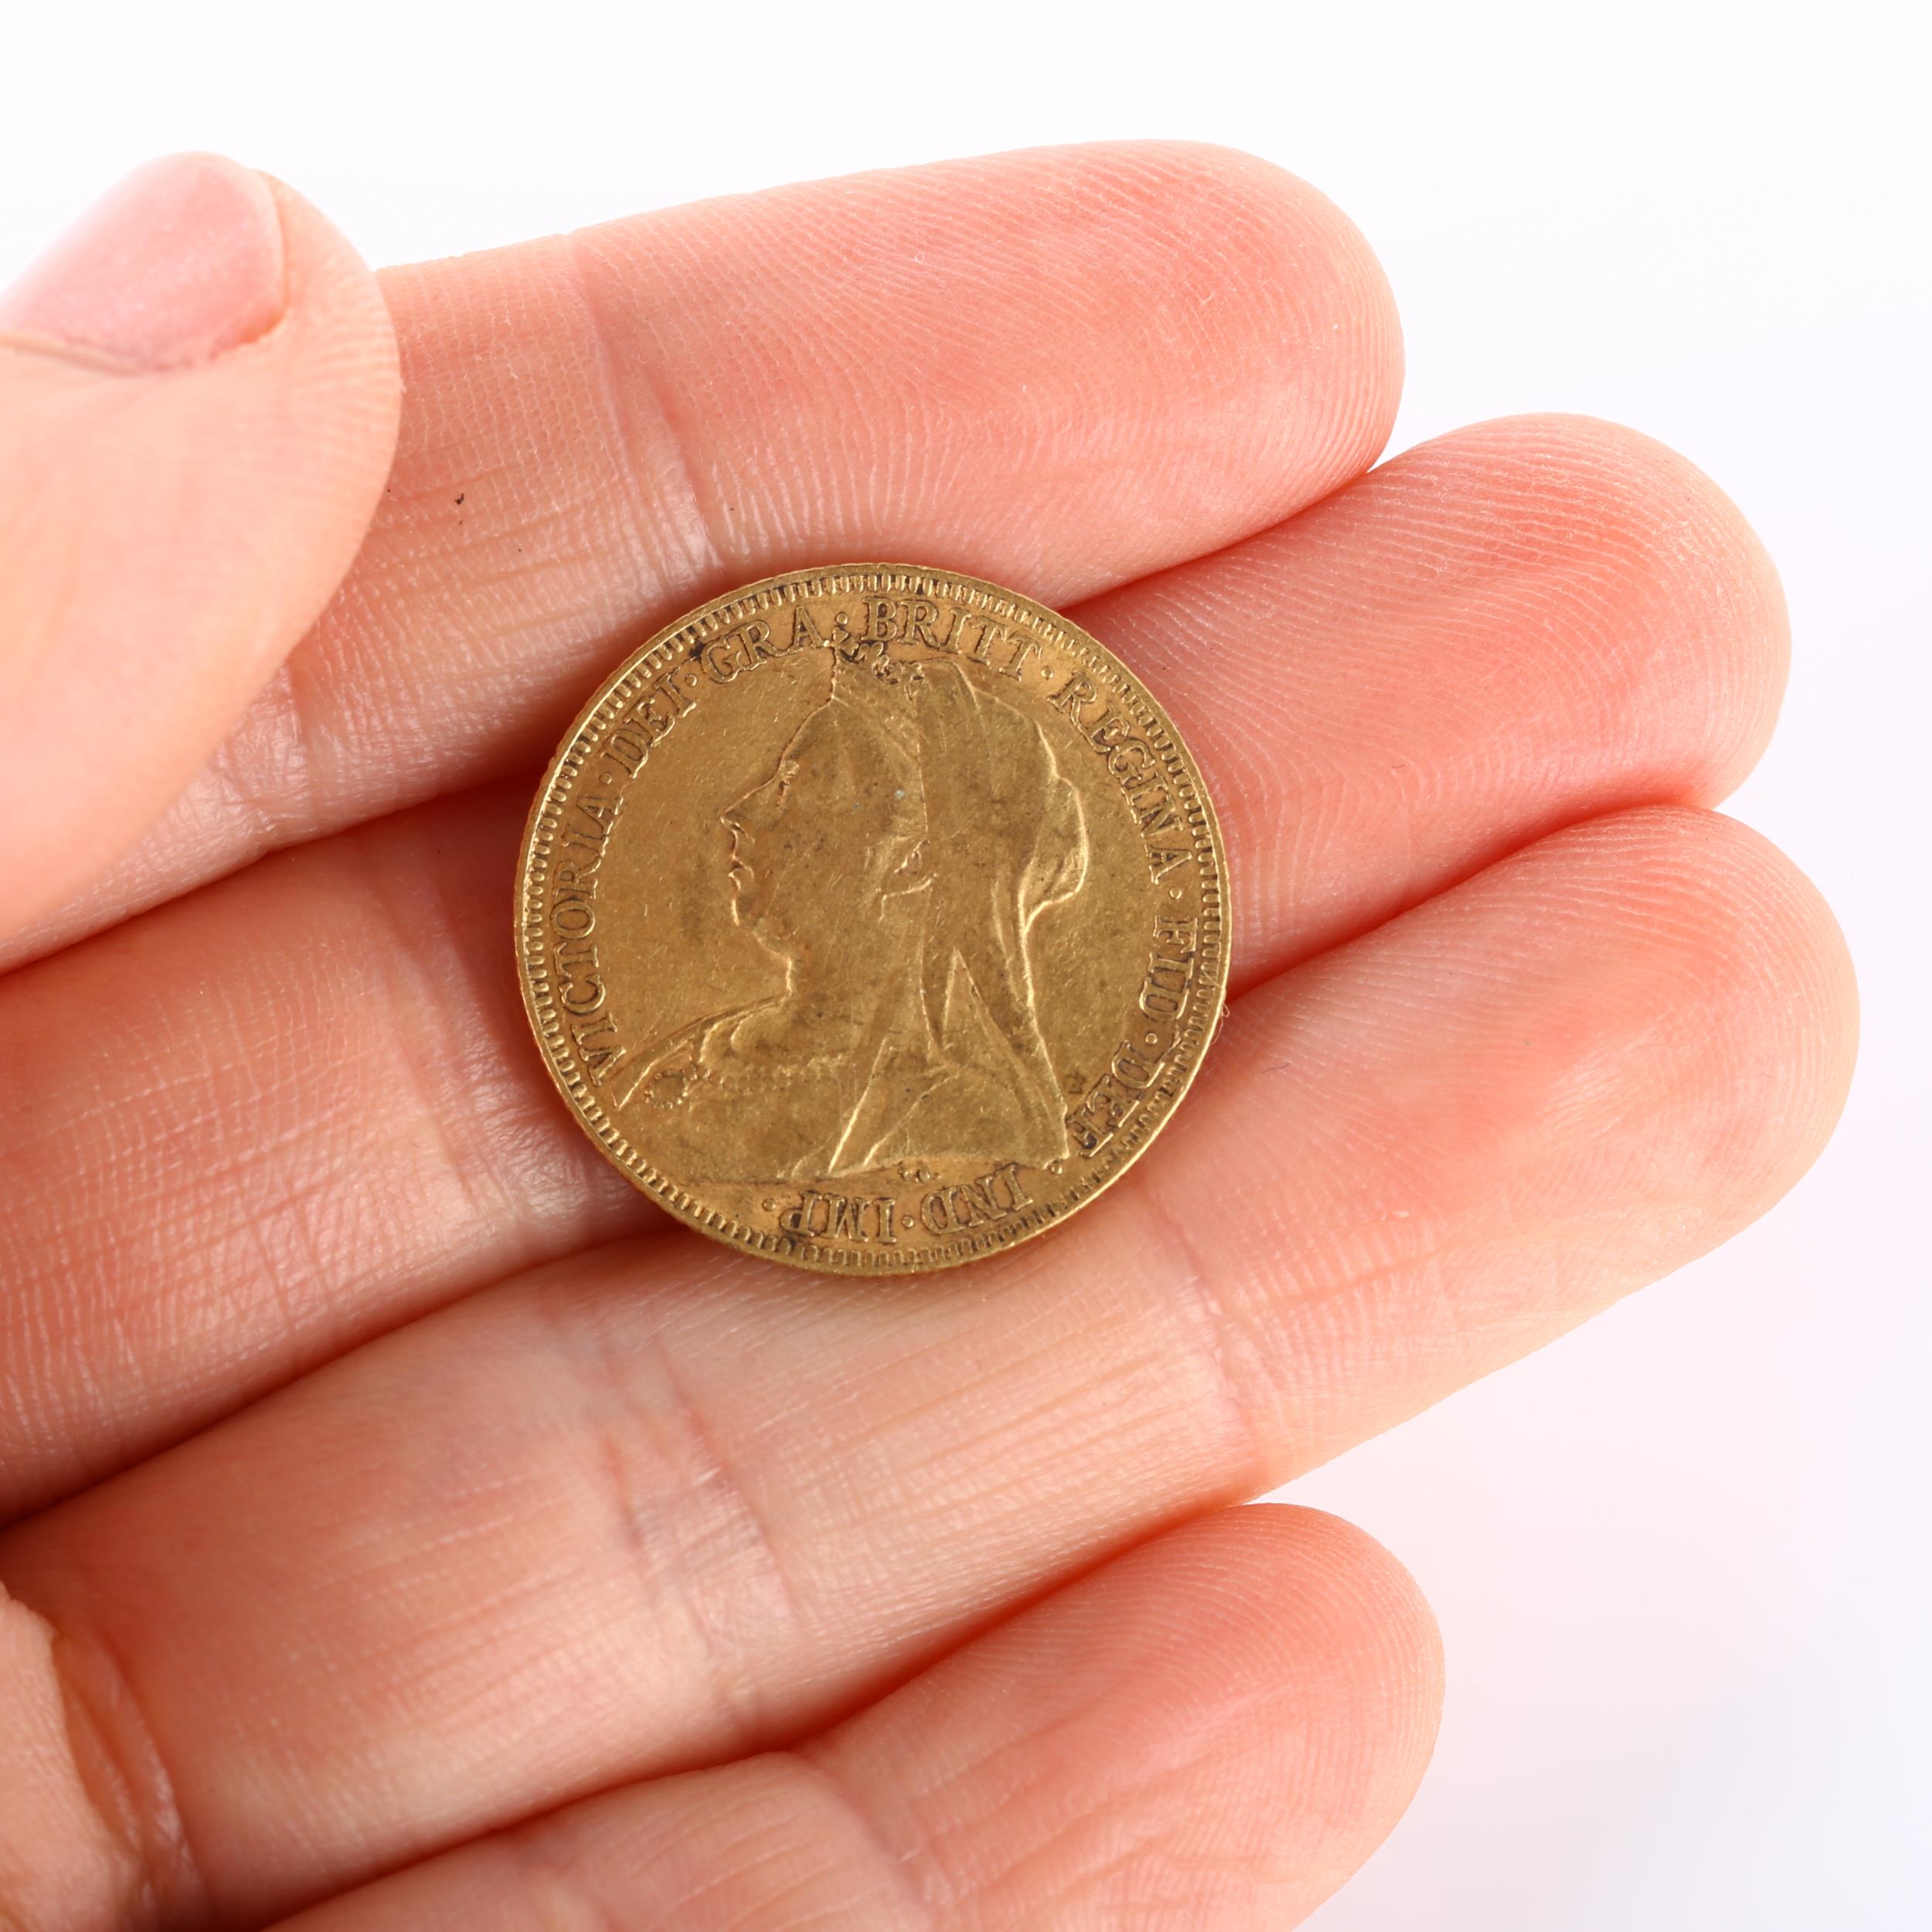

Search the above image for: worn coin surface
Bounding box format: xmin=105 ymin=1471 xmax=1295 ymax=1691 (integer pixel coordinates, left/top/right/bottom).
xmin=516 ymin=565 xmax=1228 ymax=1274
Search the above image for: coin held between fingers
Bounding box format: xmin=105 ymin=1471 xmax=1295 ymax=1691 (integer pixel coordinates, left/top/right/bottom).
xmin=516 ymin=565 xmax=1229 ymax=1274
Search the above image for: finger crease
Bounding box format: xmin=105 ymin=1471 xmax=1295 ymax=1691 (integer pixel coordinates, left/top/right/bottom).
xmin=560 ymin=230 xmax=727 ymax=606
xmin=553 ymin=1293 xmax=810 ymax=1757
xmin=790 ymin=1745 xmax=946 ymax=1932
xmin=349 ymin=816 xmax=538 ymax=1267
xmin=43 ymin=1604 xmax=212 ymax=1927
xmin=198 ymin=655 xmax=327 ymax=857
xmin=1121 ymin=1172 xmax=1271 ymax=1497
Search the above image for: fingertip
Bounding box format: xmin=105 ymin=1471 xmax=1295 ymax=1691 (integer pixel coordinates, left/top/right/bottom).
xmin=1088 ymin=138 xmax=1406 ymax=489
xmin=1162 ymin=1504 xmax=1445 ymax=1798
xmin=0 ymin=159 xmax=401 ymax=936
xmin=1477 ymin=804 xmax=1859 ymax=1228
xmin=251 ymin=168 xmax=403 ymax=553
xmin=1399 ymin=413 xmax=1791 ymax=800
xmin=894 ymin=1502 xmax=1444 ymax=1922
xmin=0 ymin=152 xmax=284 ymax=371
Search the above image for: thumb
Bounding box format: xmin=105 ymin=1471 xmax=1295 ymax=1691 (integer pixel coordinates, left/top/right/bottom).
xmin=0 ymin=153 xmax=400 ymax=939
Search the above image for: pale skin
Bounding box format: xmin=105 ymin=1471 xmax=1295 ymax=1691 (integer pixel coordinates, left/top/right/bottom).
xmin=0 ymin=144 xmax=1855 ymax=1929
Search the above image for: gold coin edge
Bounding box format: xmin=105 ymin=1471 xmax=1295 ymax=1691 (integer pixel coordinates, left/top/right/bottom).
xmin=514 ymin=563 xmax=1231 ymax=1277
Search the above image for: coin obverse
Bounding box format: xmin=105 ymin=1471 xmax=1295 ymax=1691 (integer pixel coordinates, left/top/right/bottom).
xmin=516 ymin=565 xmax=1230 ymax=1275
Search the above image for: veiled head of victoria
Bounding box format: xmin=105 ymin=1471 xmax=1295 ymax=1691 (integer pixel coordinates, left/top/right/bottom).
xmin=719 ymin=672 xmax=927 ymax=959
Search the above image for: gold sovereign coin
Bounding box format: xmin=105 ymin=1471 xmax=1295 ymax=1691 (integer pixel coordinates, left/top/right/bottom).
xmin=516 ymin=565 xmax=1228 ymax=1274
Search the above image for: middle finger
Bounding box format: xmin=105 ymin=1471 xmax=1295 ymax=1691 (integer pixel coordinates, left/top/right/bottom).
xmin=0 ymin=413 xmax=1780 ymax=1519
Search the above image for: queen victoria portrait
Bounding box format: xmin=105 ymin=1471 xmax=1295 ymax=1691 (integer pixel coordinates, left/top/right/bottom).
xmin=626 ymin=651 xmax=1090 ymax=1182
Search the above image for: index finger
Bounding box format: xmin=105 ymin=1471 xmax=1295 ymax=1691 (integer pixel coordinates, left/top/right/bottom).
xmin=14 ymin=140 xmax=1400 ymax=965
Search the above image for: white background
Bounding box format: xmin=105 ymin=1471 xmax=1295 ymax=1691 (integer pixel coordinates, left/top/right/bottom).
xmin=4 ymin=2 xmax=1926 ymax=1925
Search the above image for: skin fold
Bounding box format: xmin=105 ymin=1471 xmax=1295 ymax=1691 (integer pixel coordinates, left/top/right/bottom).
xmin=0 ymin=142 xmax=1855 ymax=1930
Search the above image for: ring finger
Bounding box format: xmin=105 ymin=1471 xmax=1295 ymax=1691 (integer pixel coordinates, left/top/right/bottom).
xmin=0 ymin=798 xmax=1854 ymax=1925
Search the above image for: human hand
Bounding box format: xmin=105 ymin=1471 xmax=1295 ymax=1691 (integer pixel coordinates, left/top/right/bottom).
xmin=0 ymin=145 xmax=1855 ymax=1929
